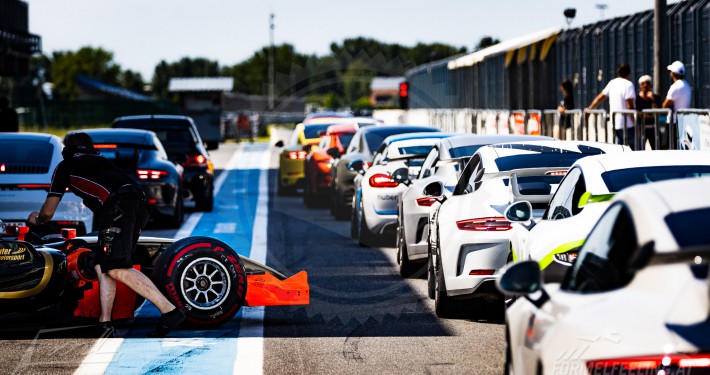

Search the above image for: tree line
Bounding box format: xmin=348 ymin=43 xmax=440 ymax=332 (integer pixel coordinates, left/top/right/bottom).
xmin=14 ymin=36 xmax=499 ymax=107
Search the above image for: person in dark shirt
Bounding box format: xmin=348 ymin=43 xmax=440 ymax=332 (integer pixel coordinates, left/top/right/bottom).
xmin=0 ymin=97 xmax=19 ymax=132
xmin=557 ymin=79 xmax=574 ymax=140
xmin=27 ymin=132 xmax=185 ymax=337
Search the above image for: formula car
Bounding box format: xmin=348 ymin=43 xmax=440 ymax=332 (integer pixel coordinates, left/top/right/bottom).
xmin=0 ymin=224 xmax=309 ymax=328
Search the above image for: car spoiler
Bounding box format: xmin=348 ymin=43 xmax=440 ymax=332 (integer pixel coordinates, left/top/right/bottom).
xmin=435 ymin=156 xmax=469 ymax=167
xmin=386 ymin=153 xmax=429 ymax=162
xmin=486 ymin=167 xmax=569 ymax=204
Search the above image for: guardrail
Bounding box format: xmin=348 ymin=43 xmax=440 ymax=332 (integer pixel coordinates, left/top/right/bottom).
xmin=398 ymin=107 xmax=709 ymax=151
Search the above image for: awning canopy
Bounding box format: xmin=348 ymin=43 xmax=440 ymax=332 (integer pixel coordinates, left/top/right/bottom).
xmin=447 ymin=27 xmax=560 ymax=70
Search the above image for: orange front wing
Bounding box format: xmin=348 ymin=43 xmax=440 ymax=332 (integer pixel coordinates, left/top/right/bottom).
xmin=245 ymin=271 xmax=310 ymax=307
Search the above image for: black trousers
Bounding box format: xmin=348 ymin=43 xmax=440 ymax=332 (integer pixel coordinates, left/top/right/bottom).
xmin=95 ymin=191 xmax=149 ymax=273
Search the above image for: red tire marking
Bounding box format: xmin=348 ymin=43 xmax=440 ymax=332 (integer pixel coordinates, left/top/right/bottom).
xmin=166 ymin=242 xmax=211 ymax=277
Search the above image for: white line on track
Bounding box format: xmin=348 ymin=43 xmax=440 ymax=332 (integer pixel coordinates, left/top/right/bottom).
xmin=74 ymin=145 xmax=247 ymax=375
xmin=233 ymin=146 xmax=271 ymax=374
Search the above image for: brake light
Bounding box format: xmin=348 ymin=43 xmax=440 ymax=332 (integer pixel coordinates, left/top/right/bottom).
xmin=137 ymin=170 xmax=168 ymax=180
xmin=586 ymin=353 xmax=710 ymax=373
xmin=94 ymin=144 xmax=117 ymax=149
xmin=456 ymin=217 xmax=512 ymax=231
xmin=17 ymin=184 xmax=51 ymax=190
xmin=369 ymin=173 xmax=399 ymax=188
xmin=416 ymin=197 xmax=440 ymax=206
xmin=287 ymin=151 xmax=308 ymax=159
xmin=0 ymin=163 xmax=5 ymax=172
xmin=469 ymin=270 xmax=495 ymax=276
xmin=184 ymin=154 xmax=210 ymax=169
xmin=546 ymin=170 xmax=567 ymax=176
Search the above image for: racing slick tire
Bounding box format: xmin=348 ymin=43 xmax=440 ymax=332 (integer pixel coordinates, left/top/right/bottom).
xmin=152 ymin=236 xmax=248 ymax=328
xmin=434 ymin=256 xmax=459 ymax=318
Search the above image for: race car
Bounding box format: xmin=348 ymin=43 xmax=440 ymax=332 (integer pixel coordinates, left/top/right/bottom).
xmin=427 ymin=141 xmax=628 ymax=317
xmin=351 ymin=132 xmax=454 ymax=247
xmin=506 ymin=150 xmax=710 ymax=282
xmin=0 ymin=225 xmax=309 ymax=328
xmin=303 ymin=123 xmax=358 ymax=207
xmin=498 ymin=177 xmax=710 ymax=375
xmin=396 ymin=134 xmax=552 ymax=278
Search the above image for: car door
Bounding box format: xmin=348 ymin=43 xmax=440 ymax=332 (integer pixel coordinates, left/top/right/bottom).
xmin=521 ymin=168 xmax=589 ymax=267
xmin=517 ymin=203 xmax=639 ymax=373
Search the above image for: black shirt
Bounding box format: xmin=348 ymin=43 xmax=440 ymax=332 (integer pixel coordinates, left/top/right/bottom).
xmin=48 ymin=153 xmax=138 ymax=212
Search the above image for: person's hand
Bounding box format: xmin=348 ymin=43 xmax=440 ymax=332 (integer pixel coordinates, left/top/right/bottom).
xmin=27 ymin=211 xmax=40 ymax=226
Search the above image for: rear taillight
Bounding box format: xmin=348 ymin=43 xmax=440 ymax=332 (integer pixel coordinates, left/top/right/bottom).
xmin=416 ymin=197 xmax=440 ymax=206
xmin=137 ymin=170 xmax=168 ymax=180
xmin=0 ymin=163 xmax=6 ymax=172
xmin=546 ymin=170 xmax=567 ymax=176
xmin=369 ymin=173 xmax=399 ymax=188
xmin=184 ymin=154 xmax=212 ymax=172
xmin=469 ymin=270 xmax=495 ymax=276
xmin=17 ymin=184 xmax=51 ymax=191
xmin=287 ymin=151 xmax=308 ymax=159
xmin=456 ymin=217 xmax=512 ymax=231
xmin=587 ymin=353 xmax=710 ymax=373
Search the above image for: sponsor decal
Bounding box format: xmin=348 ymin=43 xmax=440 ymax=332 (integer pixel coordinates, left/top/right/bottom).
xmin=0 ymin=246 xmax=28 ymax=261
xmin=378 ymin=194 xmax=397 ymax=201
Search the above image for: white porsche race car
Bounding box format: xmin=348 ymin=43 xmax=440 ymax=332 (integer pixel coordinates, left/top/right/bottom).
xmin=507 ymin=151 xmax=710 ymax=282
xmin=499 ymin=177 xmax=710 ymax=375
xmin=396 ymin=134 xmax=551 ymax=277
xmin=428 ymin=141 xmax=628 ymax=317
xmin=351 ymin=132 xmax=453 ymax=247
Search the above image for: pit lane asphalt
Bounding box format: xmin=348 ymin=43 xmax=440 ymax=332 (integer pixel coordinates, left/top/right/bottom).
xmin=0 ymin=136 xmax=505 ymax=374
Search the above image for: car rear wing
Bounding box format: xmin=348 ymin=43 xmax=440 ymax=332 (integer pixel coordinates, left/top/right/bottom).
xmin=435 ymin=156 xmax=469 ymax=167
xmin=386 ymin=153 xmax=429 ymax=162
xmin=487 ymin=167 xmax=569 ymax=204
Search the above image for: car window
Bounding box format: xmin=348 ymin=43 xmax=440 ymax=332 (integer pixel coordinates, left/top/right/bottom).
xmin=563 ymin=203 xmax=638 ymax=293
xmin=288 ymin=128 xmax=301 ymax=146
xmin=304 ymin=124 xmax=331 ymax=139
xmin=601 ymin=166 xmax=710 ymax=192
xmin=664 ymin=207 xmax=710 ymax=247
xmin=418 ymin=148 xmax=440 ymax=179
xmin=454 ymin=153 xmax=482 ymax=195
xmin=347 ymin=133 xmax=359 ymax=154
xmin=338 ymin=134 xmax=354 ymax=150
xmin=359 ymin=135 xmax=368 ymax=154
xmin=0 ymin=139 xmax=53 ymax=174
xmin=319 ymin=136 xmax=330 ymax=149
xmin=545 ymin=167 xmax=585 ymax=220
xmin=153 ymin=135 xmax=169 ymax=160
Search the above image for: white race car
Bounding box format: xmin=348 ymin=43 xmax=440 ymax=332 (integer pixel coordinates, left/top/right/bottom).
xmin=507 ymin=151 xmax=710 ymax=282
xmin=351 ymin=132 xmax=453 ymax=247
xmin=396 ymin=134 xmax=551 ymax=277
xmin=499 ymin=177 xmax=710 ymax=375
xmin=0 ymin=133 xmax=93 ymax=235
xmin=428 ymin=141 xmax=628 ymax=317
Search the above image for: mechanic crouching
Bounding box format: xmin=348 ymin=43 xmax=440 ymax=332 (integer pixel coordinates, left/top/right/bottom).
xmin=27 ymin=132 xmax=186 ymax=337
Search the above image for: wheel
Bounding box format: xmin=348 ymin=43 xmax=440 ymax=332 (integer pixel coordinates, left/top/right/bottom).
xmin=333 ymin=188 xmax=350 ymax=221
xmin=166 ymin=191 xmax=184 ymax=228
xmin=504 ymin=324 xmax=513 ymax=375
xmin=196 ymin=188 xmax=214 ymax=212
xmin=304 ymin=173 xmax=316 ymax=208
xmin=151 ymin=236 xmax=248 ymax=328
xmin=427 ymin=252 xmax=435 ymax=299
xmin=434 ymin=256 xmax=458 ymax=318
xmin=397 ymin=214 xmax=419 ymax=278
xmin=358 ymin=201 xmax=376 ymax=247
xmin=350 ymin=203 xmax=359 ymax=240
xmin=277 ymin=168 xmax=288 ymax=196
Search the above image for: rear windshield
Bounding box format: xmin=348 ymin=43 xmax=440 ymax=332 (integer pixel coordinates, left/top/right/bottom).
xmin=365 ymin=128 xmax=438 ymax=153
xmin=96 ymin=145 xmax=154 ymax=170
xmin=339 ymin=134 xmax=355 ymax=149
xmin=397 ymin=145 xmax=434 ymax=156
xmin=665 ymin=207 xmax=710 ymax=247
xmin=601 ymin=166 xmax=710 ymax=192
xmin=494 ymin=153 xmax=593 ymax=171
xmin=0 ymin=140 xmax=53 ymax=174
xmin=114 ymin=119 xmax=195 ymax=151
xmin=449 ymin=145 xmax=485 ymax=158
xmin=304 ymin=124 xmax=332 ymax=139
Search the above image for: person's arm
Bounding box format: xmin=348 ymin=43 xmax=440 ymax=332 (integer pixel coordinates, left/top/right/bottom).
xmin=28 ymin=196 xmax=61 ymax=225
xmin=650 ymin=92 xmax=658 ymax=108
xmin=663 ymin=98 xmax=675 ymax=109
xmin=626 ymin=98 xmax=635 ymax=110
xmin=586 ymin=92 xmax=607 ymax=111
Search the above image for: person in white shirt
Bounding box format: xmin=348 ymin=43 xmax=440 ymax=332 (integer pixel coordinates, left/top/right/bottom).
xmin=586 ymin=63 xmax=637 ymax=149
xmin=663 ymin=60 xmax=692 ymax=122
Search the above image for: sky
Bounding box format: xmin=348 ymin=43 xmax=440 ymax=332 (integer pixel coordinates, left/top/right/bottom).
xmin=27 ymin=0 xmax=661 ymax=81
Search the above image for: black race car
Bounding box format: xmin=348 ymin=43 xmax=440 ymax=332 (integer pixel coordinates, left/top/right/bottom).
xmin=0 ymin=224 xmax=309 ymax=327
xmin=65 ymin=129 xmax=185 ymax=228
xmin=113 ymin=115 xmax=215 ymax=212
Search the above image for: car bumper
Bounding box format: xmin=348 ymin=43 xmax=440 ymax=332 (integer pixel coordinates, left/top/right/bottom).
xmin=183 ymin=168 xmax=213 ymax=200
xmin=280 ymin=158 xmax=305 ymax=188
xmin=444 ymin=241 xmax=509 ymax=297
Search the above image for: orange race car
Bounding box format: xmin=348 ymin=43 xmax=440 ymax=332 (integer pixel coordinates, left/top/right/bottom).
xmin=303 ymin=123 xmax=358 ymax=207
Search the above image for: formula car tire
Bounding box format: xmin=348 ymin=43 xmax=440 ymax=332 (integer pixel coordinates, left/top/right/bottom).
xmin=152 ymin=236 xmax=247 ymax=328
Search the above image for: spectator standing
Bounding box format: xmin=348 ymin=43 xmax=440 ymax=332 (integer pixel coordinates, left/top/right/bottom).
xmin=586 ymin=63 xmax=636 ymax=149
xmin=236 ymin=112 xmax=253 ymax=143
xmin=0 ymin=96 xmax=19 ymax=132
xmin=663 ymin=61 xmax=691 ymax=122
xmin=557 ymin=79 xmax=574 ymax=140
xmin=636 ymin=75 xmax=662 ymax=149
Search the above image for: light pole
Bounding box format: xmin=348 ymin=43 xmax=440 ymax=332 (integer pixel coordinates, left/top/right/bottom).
xmin=654 ymin=0 xmax=667 ymax=94
xmin=268 ymin=13 xmax=275 ymax=111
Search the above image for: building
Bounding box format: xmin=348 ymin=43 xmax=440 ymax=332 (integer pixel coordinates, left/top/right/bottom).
xmin=0 ymin=0 xmax=41 ymax=77
xmin=168 ymin=77 xmax=234 ymax=147
xmin=369 ymin=77 xmax=405 ymax=107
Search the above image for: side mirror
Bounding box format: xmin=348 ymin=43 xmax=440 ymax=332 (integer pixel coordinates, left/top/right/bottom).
xmin=391 ymin=167 xmax=410 ymax=185
xmin=318 ymin=131 xmax=327 ymax=137
xmin=326 ymin=147 xmax=342 ymax=159
xmin=347 ymin=160 xmax=365 ymax=173
xmin=505 ymin=201 xmax=533 ymax=222
xmin=423 ymin=181 xmax=443 ymax=197
xmin=497 ymin=261 xmax=542 ymax=296
xmin=275 ymin=140 xmax=284 ymax=148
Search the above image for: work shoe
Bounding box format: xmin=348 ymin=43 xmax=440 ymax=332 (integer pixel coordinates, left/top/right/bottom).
xmin=94 ymin=322 xmax=115 ymax=338
xmin=148 ymin=308 xmax=186 ymax=338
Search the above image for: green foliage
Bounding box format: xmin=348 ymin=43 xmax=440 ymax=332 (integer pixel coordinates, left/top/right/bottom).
xmin=475 ymin=36 xmax=501 ymax=51
xmin=152 ymin=57 xmax=221 ymax=98
xmin=51 ymin=46 xmax=121 ymax=99
xmin=119 ymin=69 xmax=145 ymax=93
xmin=353 ymin=96 xmax=373 ymax=110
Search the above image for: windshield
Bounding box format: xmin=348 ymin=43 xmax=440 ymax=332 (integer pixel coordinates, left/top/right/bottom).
xmin=449 ymin=145 xmax=485 ymax=158
xmin=303 ymin=124 xmax=332 ymax=139
xmin=601 ymin=166 xmax=710 ymax=192
xmin=494 ymin=153 xmax=594 ymax=171
xmin=0 ymin=140 xmax=53 ymax=174
xmin=97 ymin=146 xmax=153 ymax=171
xmin=114 ymin=119 xmax=195 ymax=152
xmin=665 ymin=207 xmax=710 ymax=247
xmin=364 ymin=129 xmax=438 ymax=153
